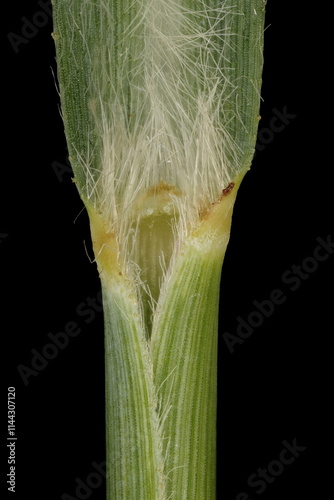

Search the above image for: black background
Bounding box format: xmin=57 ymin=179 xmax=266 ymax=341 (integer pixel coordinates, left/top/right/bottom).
xmin=2 ymin=1 xmax=332 ymax=499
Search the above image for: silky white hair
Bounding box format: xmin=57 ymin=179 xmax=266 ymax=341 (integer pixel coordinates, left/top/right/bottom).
xmin=58 ymin=0 xmax=256 ymax=315
xmin=75 ymin=1 xmax=241 ymax=229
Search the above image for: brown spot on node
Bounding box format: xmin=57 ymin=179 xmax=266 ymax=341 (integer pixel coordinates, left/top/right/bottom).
xmin=222 ymin=182 xmax=235 ymax=197
xmin=205 ymin=182 xmax=236 ymax=215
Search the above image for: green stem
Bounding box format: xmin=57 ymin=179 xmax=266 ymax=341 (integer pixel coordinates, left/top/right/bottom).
xmin=102 ymin=277 xmax=166 ymax=500
xmin=88 ymin=208 xmax=166 ymax=499
xmin=151 ymin=177 xmax=241 ymax=499
xmin=88 ymin=177 xmax=240 ymax=500
xmin=152 ymin=248 xmax=222 ymax=499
